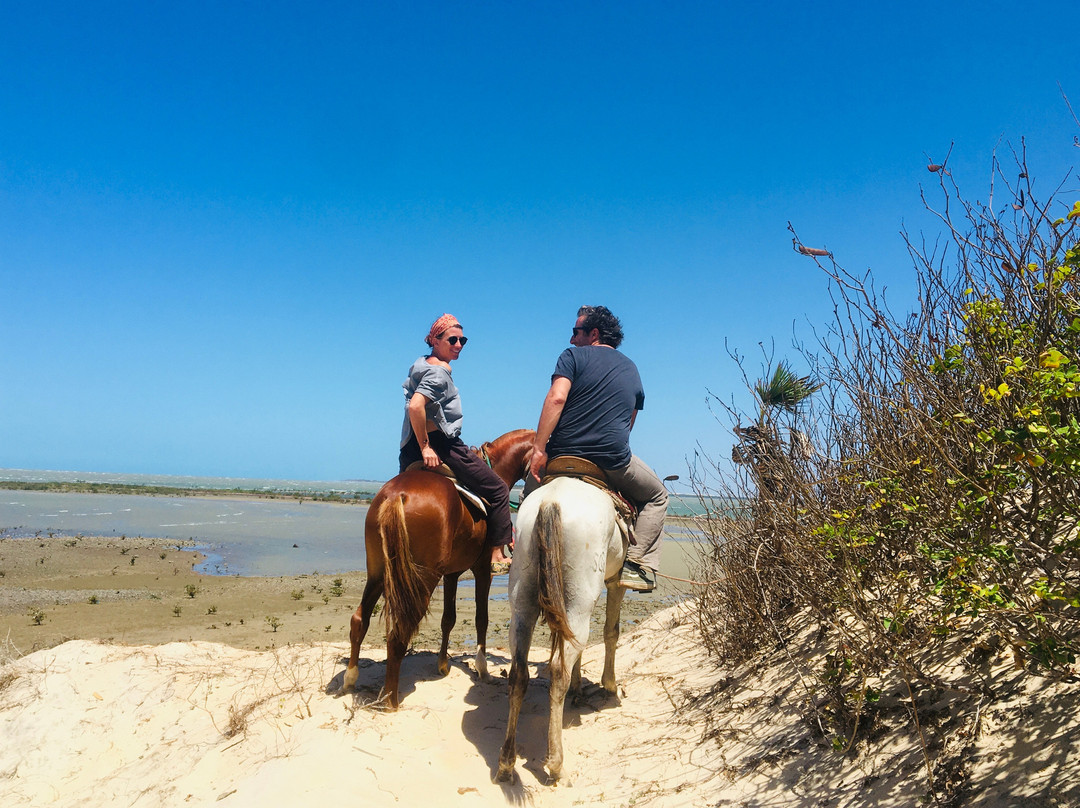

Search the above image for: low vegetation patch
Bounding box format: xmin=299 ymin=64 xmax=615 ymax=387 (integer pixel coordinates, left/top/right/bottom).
xmin=692 ymin=145 xmax=1080 ymax=803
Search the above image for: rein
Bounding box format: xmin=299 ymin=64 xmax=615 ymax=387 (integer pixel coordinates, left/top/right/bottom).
xmin=477 ymin=438 xmax=532 ymax=511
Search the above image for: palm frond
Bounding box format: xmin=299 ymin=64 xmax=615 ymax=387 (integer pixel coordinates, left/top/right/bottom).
xmin=755 ymin=361 xmax=822 ymax=414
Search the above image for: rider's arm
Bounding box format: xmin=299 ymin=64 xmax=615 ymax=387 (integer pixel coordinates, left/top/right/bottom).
xmin=408 ymin=392 xmax=441 ymax=467
xmin=529 ymin=375 xmax=572 ymax=481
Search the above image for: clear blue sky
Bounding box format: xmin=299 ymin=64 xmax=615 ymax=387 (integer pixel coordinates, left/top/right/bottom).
xmin=2 ymin=1 xmax=1078 ymax=484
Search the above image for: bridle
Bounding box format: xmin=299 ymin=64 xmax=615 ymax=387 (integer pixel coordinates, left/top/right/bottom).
xmin=478 ymin=438 xmax=533 ymax=485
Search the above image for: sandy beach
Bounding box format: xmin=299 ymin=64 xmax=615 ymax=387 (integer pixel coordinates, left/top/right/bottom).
xmin=2 ymin=530 xmax=1079 ymax=807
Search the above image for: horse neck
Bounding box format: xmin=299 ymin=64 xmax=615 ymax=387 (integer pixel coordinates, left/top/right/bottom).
xmin=486 ymin=430 xmax=534 ymax=486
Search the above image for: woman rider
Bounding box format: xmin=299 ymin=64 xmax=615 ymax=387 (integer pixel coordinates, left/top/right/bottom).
xmin=398 ymin=313 xmax=513 ymax=568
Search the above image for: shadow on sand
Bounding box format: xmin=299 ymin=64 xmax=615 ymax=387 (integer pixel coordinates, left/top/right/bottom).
xmin=323 ymin=646 xmax=625 ymax=793
xmin=458 ymin=657 xmax=624 ymax=795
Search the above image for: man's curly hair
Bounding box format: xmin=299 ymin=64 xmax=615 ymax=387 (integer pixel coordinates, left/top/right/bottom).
xmin=577 ymin=305 xmax=624 ymax=349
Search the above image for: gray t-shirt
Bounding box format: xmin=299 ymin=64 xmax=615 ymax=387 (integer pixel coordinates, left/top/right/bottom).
xmin=546 ymin=346 xmax=644 ymax=469
xmin=399 ymin=357 xmax=464 ymax=447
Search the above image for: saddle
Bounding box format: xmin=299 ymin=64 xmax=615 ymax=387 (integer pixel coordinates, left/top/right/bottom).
xmin=404 ymin=461 xmax=489 ymax=515
xmin=540 ymin=455 xmax=637 ymax=545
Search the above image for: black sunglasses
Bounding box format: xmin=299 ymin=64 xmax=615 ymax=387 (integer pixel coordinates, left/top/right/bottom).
xmin=445 ymin=335 xmax=468 ymax=346
xmin=572 ymin=327 xmax=591 ymax=336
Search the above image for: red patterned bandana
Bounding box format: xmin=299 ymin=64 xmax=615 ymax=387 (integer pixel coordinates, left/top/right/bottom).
xmin=426 ymin=313 xmax=462 ymax=346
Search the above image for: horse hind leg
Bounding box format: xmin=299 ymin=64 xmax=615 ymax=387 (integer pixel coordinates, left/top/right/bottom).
xmin=344 ymin=573 xmax=385 ymax=692
xmin=601 ymin=583 xmax=627 ymax=694
xmin=496 ymin=644 xmax=530 ymax=782
xmin=381 ymin=633 xmax=409 ymax=708
xmin=497 ymin=602 xmax=540 ymax=782
xmin=570 ymin=657 xmax=582 ymax=696
xmin=381 ymin=578 xmax=438 ymax=709
xmin=545 ymin=640 xmax=584 ymax=783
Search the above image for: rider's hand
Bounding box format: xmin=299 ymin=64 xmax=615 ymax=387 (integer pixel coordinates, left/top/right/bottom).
xmin=422 ymin=445 xmax=440 ymax=468
xmin=529 ymin=449 xmax=547 ymax=482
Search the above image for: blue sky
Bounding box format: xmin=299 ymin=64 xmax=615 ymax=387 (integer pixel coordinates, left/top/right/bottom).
xmin=2 ymin=1 xmax=1079 ymax=485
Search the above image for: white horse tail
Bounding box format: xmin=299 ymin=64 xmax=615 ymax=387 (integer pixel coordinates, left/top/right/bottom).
xmin=534 ymin=500 xmax=581 ymax=675
xmin=379 ymin=494 xmax=428 ymax=651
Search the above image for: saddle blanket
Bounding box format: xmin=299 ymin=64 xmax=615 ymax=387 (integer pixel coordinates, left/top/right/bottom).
xmin=454 ymin=484 xmax=487 ymax=515
xmin=403 ymin=461 xmax=488 ymax=515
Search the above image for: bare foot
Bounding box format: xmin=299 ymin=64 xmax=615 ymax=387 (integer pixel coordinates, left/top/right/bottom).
xmin=491 ymin=545 xmax=511 ymax=574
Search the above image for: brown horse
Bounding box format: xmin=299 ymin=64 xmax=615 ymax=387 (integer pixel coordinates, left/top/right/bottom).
xmin=343 ymin=428 xmax=534 ymax=708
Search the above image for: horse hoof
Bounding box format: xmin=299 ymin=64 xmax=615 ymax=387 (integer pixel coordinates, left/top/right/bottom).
xmin=343 ymin=666 xmax=358 ymax=691
xmin=437 ymin=659 xmax=450 ymax=676
xmin=474 ymin=653 xmax=489 ymax=681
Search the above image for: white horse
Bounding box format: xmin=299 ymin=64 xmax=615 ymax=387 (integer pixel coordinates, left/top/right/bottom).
xmin=496 ymin=476 xmax=628 ymax=783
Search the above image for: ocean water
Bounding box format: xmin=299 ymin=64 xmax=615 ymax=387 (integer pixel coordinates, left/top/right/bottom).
xmin=0 ymin=468 xmax=712 ymax=577
xmin=0 ymin=488 xmax=370 ymax=577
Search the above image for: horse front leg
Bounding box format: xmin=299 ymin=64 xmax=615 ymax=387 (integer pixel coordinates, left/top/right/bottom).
xmin=439 ymin=573 xmax=461 ymax=676
xmin=344 ymin=574 xmax=384 ymax=691
xmin=471 ymin=557 xmax=493 ymax=681
xmin=601 ymin=583 xmax=627 ymax=694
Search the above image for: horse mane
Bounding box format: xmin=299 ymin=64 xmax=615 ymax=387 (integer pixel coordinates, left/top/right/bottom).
xmin=378 ymin=493 xmax=432 ymax=652
xmin=533 ymin=500 xmax=582 ymax=675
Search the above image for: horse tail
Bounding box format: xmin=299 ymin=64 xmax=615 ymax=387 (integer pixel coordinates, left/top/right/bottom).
xmin=534 ymin=500 xmax=581 ymax=676
xmin=378 ymin=493 xmax=429 ymax=650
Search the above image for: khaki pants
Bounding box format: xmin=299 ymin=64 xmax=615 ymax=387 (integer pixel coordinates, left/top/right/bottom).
xmin=605 ymin=455 xmax=668 ymax=572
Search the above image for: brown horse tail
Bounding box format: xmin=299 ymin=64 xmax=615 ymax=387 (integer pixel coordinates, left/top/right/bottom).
xmin=534 ymin=500 xmax=581 ymax=676
xmin=379 ymin=493 xmax=430 ymax=651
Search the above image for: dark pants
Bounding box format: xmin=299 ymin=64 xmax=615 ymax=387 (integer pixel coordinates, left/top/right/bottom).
xmin=399 ymin=432 xmax=512 ymax=547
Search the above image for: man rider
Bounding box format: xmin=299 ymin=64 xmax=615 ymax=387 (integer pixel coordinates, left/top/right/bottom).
xmin=528 ymin=305 xmax=668 ymax=591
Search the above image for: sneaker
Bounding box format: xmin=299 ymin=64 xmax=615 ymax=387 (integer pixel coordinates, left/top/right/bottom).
xmin=618 ymin=559 xmax=655 ymax=592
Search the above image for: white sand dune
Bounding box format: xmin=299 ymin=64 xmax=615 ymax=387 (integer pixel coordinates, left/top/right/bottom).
xmin=2 ymin=603 xmax=1078 ymax=807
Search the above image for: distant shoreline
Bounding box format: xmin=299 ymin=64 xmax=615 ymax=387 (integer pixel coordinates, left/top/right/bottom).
xmin=0 ymin=479 xmax=374 ymax=505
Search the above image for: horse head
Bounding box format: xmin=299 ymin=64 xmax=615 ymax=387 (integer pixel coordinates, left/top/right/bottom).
xmin=478 ymin=429 xmax=535 ymax=487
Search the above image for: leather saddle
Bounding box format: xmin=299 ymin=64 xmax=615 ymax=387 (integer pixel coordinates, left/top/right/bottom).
xmin=540 ymin=455 xmax=637 ymax=544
